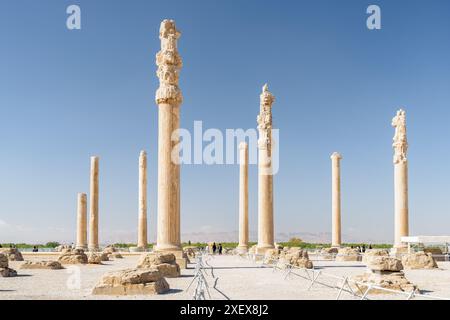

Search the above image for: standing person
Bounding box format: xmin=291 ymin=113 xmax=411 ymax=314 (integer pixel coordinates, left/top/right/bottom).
xmin=212 ymin=242 xmax=217 ymax=254
xmin=362 ymin=244 xmax=366 ymax=253
xmin=218 ymin=244 xmax=223 ymax=255
xmin=32 ymin=246 xmax=38 ymax=252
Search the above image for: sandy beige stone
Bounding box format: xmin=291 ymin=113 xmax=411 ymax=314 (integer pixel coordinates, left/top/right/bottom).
xmin=58 ymin=249 xmax=88 ymax=264
xmin=331 ymin=152 xmax=342 ymax=247
xmin=0 ymin=253 xmax=8 ymax=268
xmin=136 ymin=252 xmax=180 ymax=278
xmin=154 ymin=20 xmax=183 ymax=254
xmin=392 ymin=109 xmax=409 ymax=249
xmin=108 ymin=253 xmax=124 ymax=259
xmin=362 ymin=249 xmax=389 ymax=263
xmin=138 ymin=150 xmax=148 ymax=251
xmin=366 ymin=256 xmax=403 ymax=272
xmin=402 ymin=251 xmax=438 ymax=269
xmin=352 ymin=270 xmax=417 ymax=293
xmin=279 ymin=248 xmax=313 ymax=269
xmin=335 ymin=247 xmax=362 ymax=262
xmin=256 ymin=84 xmax=276 ymax=254
xmin=237 ymin=142 xmax=249 ymax=253
xmin=0 ymin=253 xmax=17 ymax=277
xmin=20 ymin=260 xmax=63 ymax=270
xmin=0 ymin=248 xmax=24 ymax=261
xmin=103 ymin=246 xmax=117 ymax=254
xmin=183 ymin=246 xmax=197 ymax=259
xmin=89 ymin=156 xmax=100 ymax=252
xmin=87 ymin=253 xmax=104 ymax=264
xmin=0 ymin=267 xmax=17 ymax=277
xmin=76 ymin=193 xmax=87 ymax=250
xmin=92 ymin=268 xmax=170 ymax=295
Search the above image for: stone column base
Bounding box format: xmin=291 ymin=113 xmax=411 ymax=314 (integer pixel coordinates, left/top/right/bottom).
xmin=255 ymin=245 xmax=275 ymax=255
xmin=88 ymin=246 xmax=100 ymax=253
xmin=236 ymin=246 xmax=248 ymax=254
xmin=76 ymin=246 xmax=88 ymax=251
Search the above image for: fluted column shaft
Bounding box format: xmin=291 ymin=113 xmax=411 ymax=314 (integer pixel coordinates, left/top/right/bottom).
xmin=331 ymin=153 xmax=342 ymax=247
xmin=154 ymin=20 xmax=183 ymax=252
xmin=237 ymin=142 xmax=249 ymax=252
xmin=394 ymin=161 xmax=409 ymax=248
xmin=138 ymin=151 xmax=148 ymax=250
xmin=76 ymin=193 xmax=87 ymax=250
xmin=89 ymin=156 xmax=99 ymax=251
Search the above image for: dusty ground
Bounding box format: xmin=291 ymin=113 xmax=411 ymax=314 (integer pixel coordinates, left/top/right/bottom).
xmin=1 ymin=254 xmax=449 ymax=300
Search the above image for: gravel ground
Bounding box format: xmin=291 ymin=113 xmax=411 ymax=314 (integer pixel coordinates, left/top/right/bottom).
xmin=1 ymin=254 xmax=449 ymax=300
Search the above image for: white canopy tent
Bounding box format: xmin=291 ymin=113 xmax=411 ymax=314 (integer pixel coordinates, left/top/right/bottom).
xmin=401 ymin=236 xmax=450 ymax=254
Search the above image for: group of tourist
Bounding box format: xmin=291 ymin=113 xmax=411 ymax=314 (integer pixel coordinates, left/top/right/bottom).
xmin=211 ymin=242 xmax=223 ymax=255
xmin=350 ymin=244 xmax=373 ymax=253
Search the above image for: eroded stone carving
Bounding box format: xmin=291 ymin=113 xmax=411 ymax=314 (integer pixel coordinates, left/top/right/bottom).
xmin=392 ymin=109 xmax=408 ymax=164
xmin=257 ymin=84 xmax=275 ymax=152
xmin=155 ymin=19 xmax=183 ymax=105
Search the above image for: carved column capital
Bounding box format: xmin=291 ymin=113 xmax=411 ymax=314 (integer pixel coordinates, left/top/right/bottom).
xmin=257 ymin=84 xmax=275 ymax=149
xmin=155 ymin=19 xmax=183 ymax=105
xmin=331 ymin=152 xmax=342 ymax=160
xmin=392 ymin=109 xmax=408 ymax=164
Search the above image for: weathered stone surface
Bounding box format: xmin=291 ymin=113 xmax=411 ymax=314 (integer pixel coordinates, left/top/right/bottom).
xmin=103 ymin=246 xmax=118 ymax=254
xmin=99 ymin=253 xmax=110 ymax=261
xmin=20 ymin=260 xmax=63 ymax=270
xmin=365 ymin=256 xmax=403 ymax=272
xmin=402 ymin=252 xmax=438 ymax=269
xmin=55 ymin=245 xmax=72 ymax=252
xmin=92 ymin=268 xmax=169 ymax=295
xmin=263 ymin=248 xmax=280 ymax=264
xmin=352 ymin=270 xmax=417 ymax=293
xmin=108 ymin=253 xmax=123 ymax=259
xmin=137 ymin=253 xmax=180 ymax=278
xmin=0 ymin=254 xmax=17 ymax=277
xmin=0 ymin=253 xmax=8 ymax=268
xmin=183 ymin=246 xmax=197 ymax=259
xmin=256 ymin=84 xmax=275 ymax=252
xmin=279 ymin=248 xmax=313 ymax=269
xmin=58 ymin=249 xmax=88 ymax=264
xmin=362 ymin=249 xmax=389 ymax=263
xmin=322 ymin=247 xmax=339 ymax=254
xmin=319 ymin=247 xmax=338 ymax=260
xmin=154 ymin=263 xmax=180 ymax=277
xmin=335 ymin=247 xmax=362 ymax=262
xmin=0 ymin=248 xmax=24 ymax=261
xmin=138 ymin=252 xmax=175 ymax=266
xmin=0 ymin=267 xmax=17 ymax=277
xmin=87 ymin=253 xmax=103 ymax=264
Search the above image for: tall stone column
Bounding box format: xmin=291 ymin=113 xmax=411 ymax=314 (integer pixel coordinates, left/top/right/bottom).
xmin=237 ymin=142 xmax=249 ymax=253
xmin=137 ymin=150 xmax=148 ymax=251
xmin=89 ymin=156 xmax=99 ymax=252
xmin=256 ymin=84 xmax=275 ymax=254
xmin=392 ymin=109 xmax=409 ymax=250
xmin=331 ymin=152 xmax=342 ymax=248
xmin=154 ymin=20 xmax=184 ymax=262
xmin=76 ymin=193 xmax=87 ymax=250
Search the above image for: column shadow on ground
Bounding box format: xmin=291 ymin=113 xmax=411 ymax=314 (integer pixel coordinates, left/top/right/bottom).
xmin=160 ymin=288 xmax=184 ymax=295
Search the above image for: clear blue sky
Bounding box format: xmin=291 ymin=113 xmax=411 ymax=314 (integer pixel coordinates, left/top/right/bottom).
xmin=1 ymin=0 xmax=449 ymax=244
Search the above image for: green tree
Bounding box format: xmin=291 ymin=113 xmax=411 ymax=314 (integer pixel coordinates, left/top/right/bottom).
xmin=45 ymin=241 xmax=60 ymax=248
